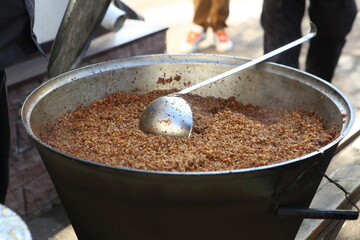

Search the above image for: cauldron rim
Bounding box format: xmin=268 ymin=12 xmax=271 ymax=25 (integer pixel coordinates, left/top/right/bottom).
xmin=21 ymin=53 xmax=355 ymax=176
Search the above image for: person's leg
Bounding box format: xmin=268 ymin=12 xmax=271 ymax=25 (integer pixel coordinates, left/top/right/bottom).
xmin=180 ymin=0 xmax=210 ymax=53
xmin=209 ymin=0 xmax=229 ymax=31
xmin=0 ymin=70 xmax=10 ymax=204
xmin=209 ymin=0 xmax=233 ymax=52
xmin=306 ymin=0 xmax=357 ymax=82
xmin=261 ymin=0 xmax=306 ymax=68
xmin=193 ymin=0 xmax=212 ymax=30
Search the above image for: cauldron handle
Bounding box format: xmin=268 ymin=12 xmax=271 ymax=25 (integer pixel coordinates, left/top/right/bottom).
xmin=277 ymin=207 xmax=359 ymax=220
xmin=276 ymin=171 xmax=359 ymax=220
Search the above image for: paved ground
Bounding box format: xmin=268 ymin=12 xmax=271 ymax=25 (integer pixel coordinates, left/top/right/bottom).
xmin=26 ymin=0 xmax=360 ymax=239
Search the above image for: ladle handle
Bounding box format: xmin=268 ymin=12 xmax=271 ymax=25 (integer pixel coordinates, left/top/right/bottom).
xmin=178 ymin=22 xmax=317 ymax=95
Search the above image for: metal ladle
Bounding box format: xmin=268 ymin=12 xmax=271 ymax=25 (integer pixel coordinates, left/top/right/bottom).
xmin=139 ymin=22 xmax=317 ymax=137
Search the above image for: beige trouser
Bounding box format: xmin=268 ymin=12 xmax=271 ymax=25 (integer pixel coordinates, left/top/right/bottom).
xmin=193 ymin=0 xmax=230 ymax=31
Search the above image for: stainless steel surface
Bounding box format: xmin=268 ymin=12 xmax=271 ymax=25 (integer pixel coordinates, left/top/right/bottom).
xmin=138 ymin=22 xmax=317 ymax=137
xmin=47 ymin=0 xmax=112 ymax=79
xmin=21 ymin=54 xmax=354 ymax=240
xmin=139 ymin=96 xmax=193 ymax=137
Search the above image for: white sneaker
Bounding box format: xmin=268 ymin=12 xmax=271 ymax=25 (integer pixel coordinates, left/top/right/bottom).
xmin=180 ymin=25 xmax=206 ymax=53
xmin=214 ymin=29 xmax=233 ymax=53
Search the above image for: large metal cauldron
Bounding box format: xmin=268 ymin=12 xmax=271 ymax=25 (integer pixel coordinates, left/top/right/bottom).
xmin=21 ymin=54 xmax=354 ymax=240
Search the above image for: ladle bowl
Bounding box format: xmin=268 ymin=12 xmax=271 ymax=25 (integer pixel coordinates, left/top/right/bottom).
xmin=139 ymin=95 xmax=193 ymax=137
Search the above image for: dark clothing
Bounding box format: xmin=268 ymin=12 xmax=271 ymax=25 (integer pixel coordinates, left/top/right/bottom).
xmin=261 ymin=0 xmax=357 ymax=82
xmin=0 ymin=0 xmax=43 ymax=70
xmin=0 ymin=0 xmax=43 ymax=203
xmin=0 ymin=71 xmax=9 ymax=204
